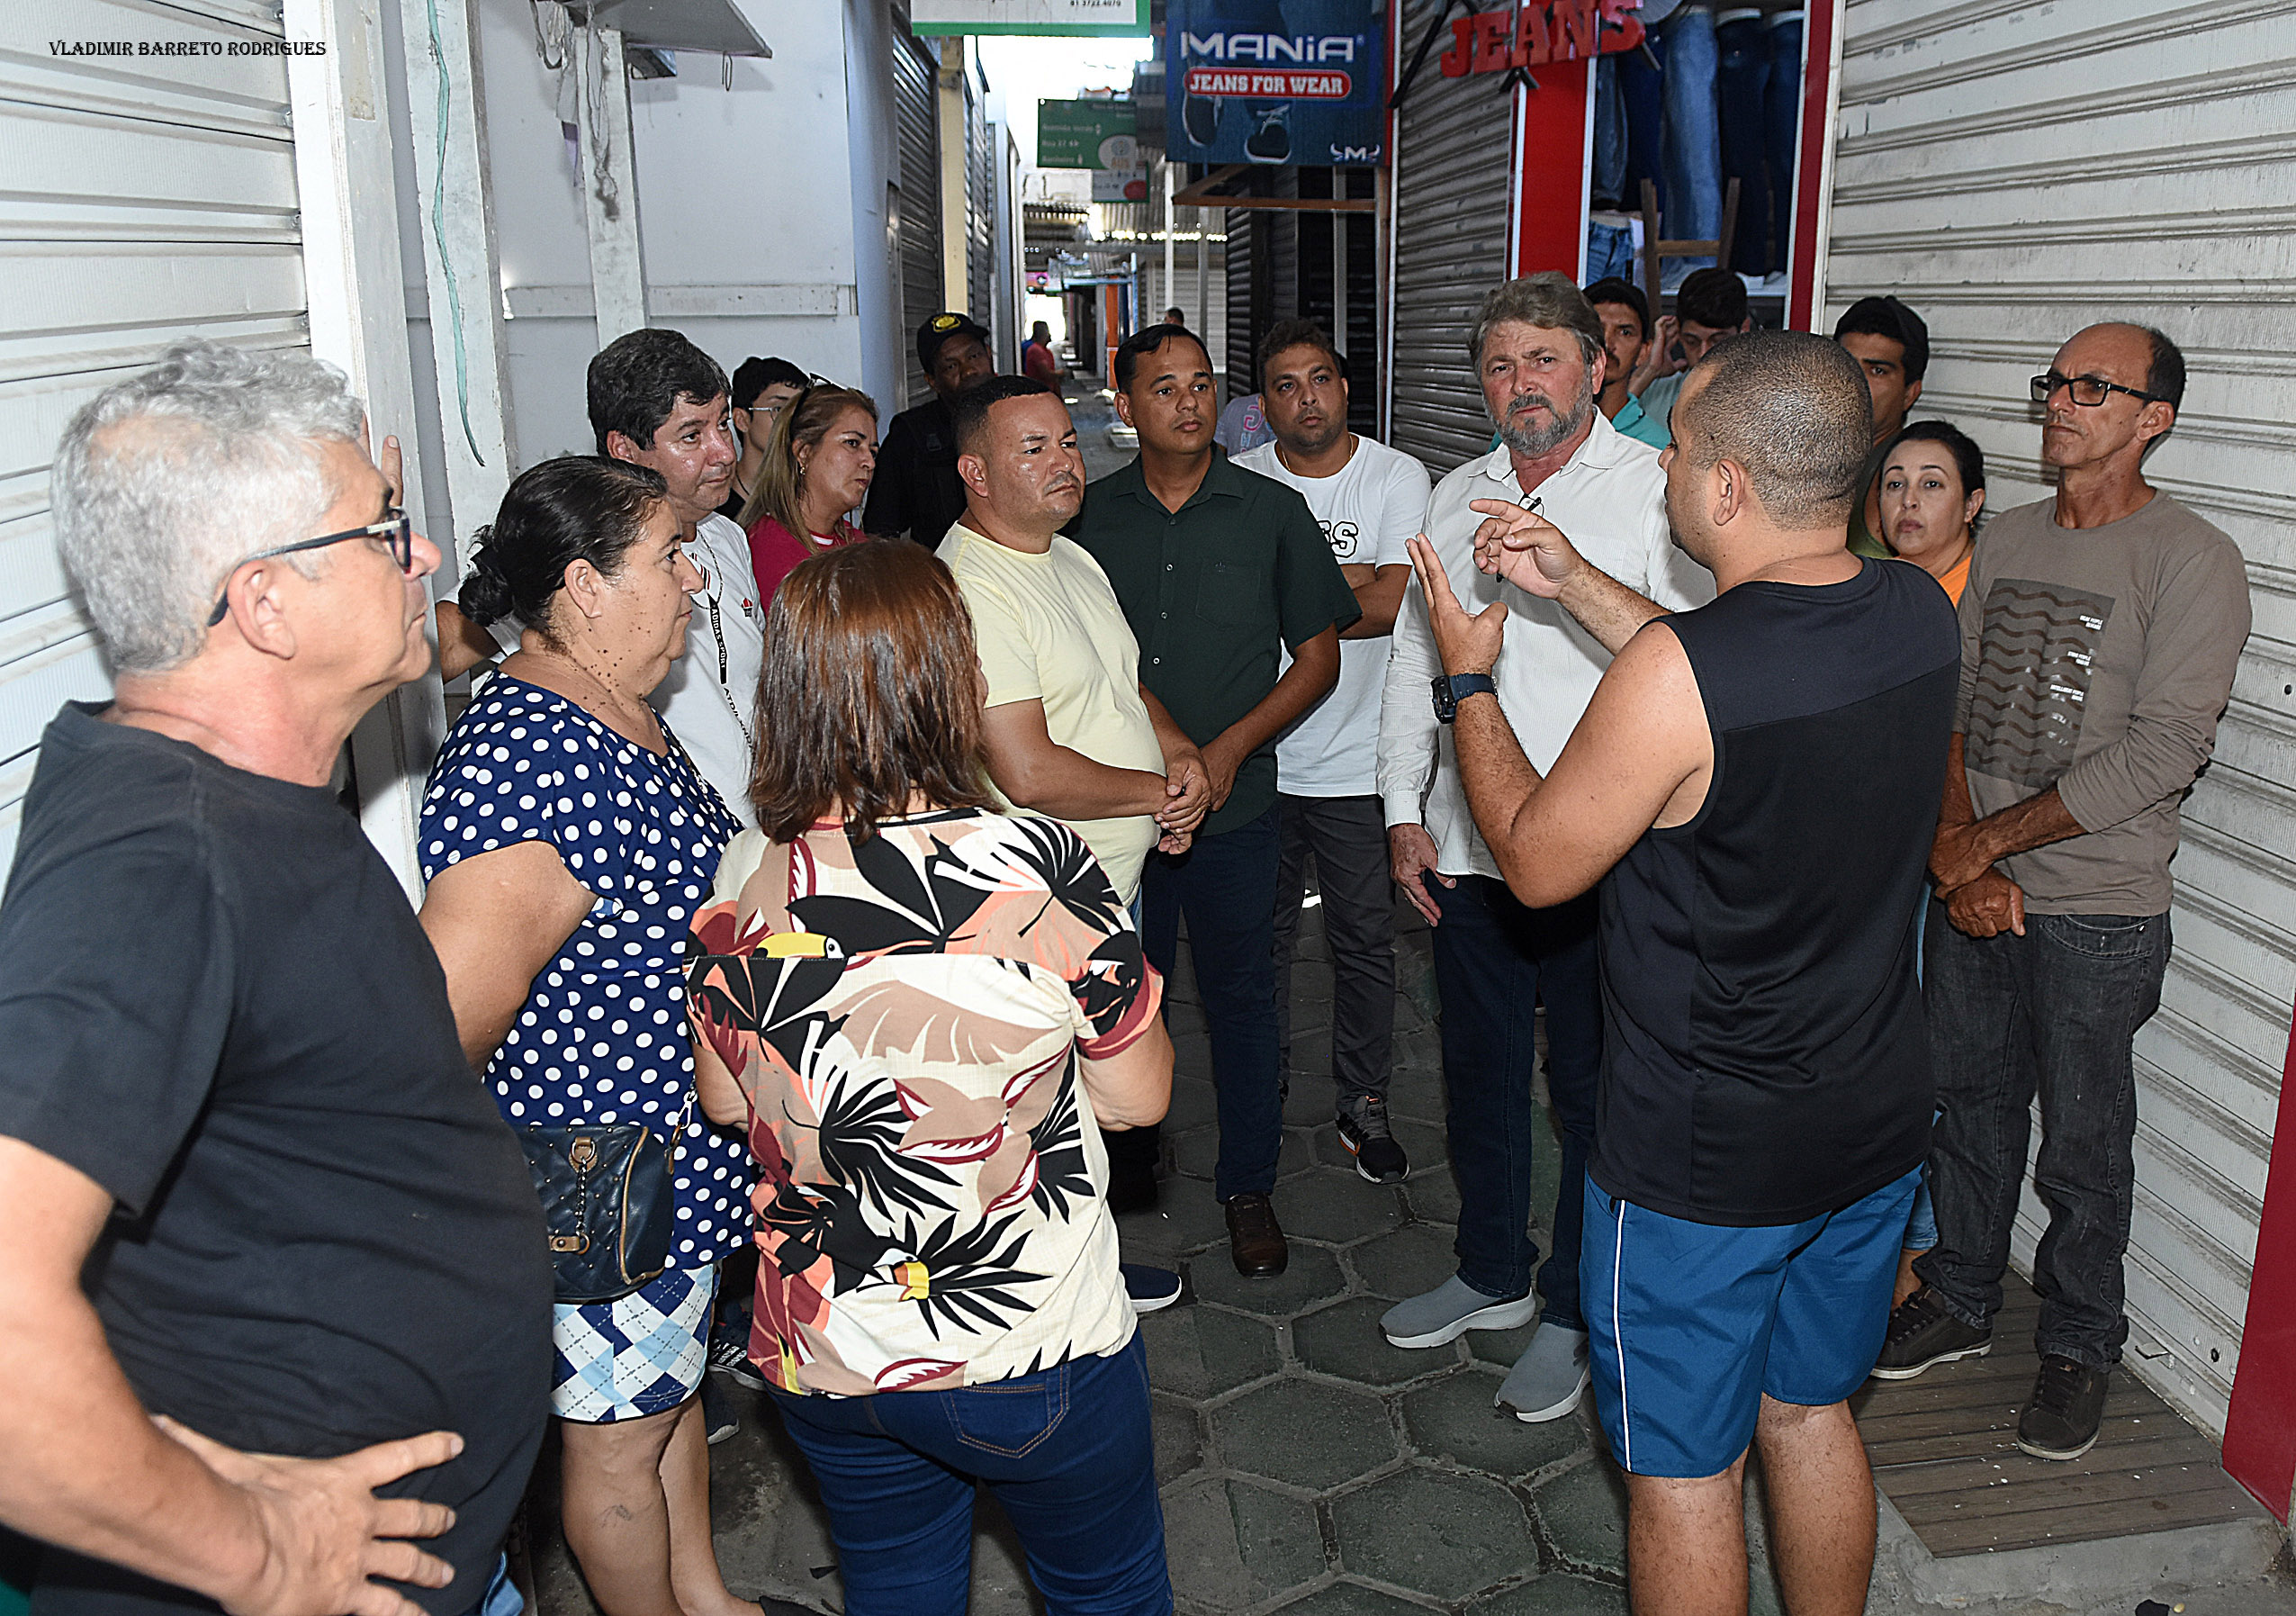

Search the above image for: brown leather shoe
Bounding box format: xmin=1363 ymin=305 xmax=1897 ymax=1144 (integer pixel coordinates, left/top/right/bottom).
xmin=1224 ymin=1192 xmax=1288 ymax=1277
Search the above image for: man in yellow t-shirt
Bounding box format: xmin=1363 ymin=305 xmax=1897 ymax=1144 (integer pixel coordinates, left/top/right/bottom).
xmin=939 ymin=376 xmax=1211 ymax=905
xmin=939 ymin=378 xmax=1211 ymax=1300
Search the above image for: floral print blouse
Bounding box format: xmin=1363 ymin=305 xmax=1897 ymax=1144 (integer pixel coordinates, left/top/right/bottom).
xmin=686 ymin=808 xmax=1163 ymax=1395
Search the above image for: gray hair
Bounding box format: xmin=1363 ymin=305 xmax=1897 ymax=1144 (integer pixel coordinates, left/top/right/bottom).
xmin=51 ymin=339 xmax=367 ymax=673
xmin=1469 ymin=273 xmax=1607 ymax=371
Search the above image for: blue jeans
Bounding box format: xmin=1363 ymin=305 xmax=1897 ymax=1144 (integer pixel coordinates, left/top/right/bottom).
xmin=1655 ymin=6 xmax=1720 ymax=264
xmin=1142 ymin=804 xmax=1283 ymax=1200
xmin=1585 ymin=220 xmax=1637 ymax=283
xmin=1621 ymin=32 xmax=1666 ymax=212
xmin=1593 ymin=55 xmax=1627 ymax=206
xmin=1717 ymin=11 xmax=1805 ymax=275
xmin=769 ymin=1337 xmax=1170 ymax=1616
xmin=1915 ymin=904 xmax=2172 ymax=1368
xmin=1427 ymin=875 xmax=1602 ymax=1325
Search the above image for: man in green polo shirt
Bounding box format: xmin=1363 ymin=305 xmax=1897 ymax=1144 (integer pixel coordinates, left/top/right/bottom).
xmin=1073 ymin=323 xmax=1360 ymax=1278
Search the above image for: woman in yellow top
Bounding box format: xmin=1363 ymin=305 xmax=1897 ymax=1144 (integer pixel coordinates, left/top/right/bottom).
xmin=1877 ymin=420 xmax=1986 ymax=606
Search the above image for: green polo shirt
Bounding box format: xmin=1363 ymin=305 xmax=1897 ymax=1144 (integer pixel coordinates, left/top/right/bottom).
xmin=1071 ymin=452 xmax=1360 ymax=836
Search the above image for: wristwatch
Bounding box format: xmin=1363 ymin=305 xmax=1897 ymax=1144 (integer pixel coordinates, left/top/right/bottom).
xmin=1429 ymin=673 xmax=1497 ymax=725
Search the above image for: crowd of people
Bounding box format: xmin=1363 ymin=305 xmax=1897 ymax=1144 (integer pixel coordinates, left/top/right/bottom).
xmin=0 ymin=256 xmax=2245 ymax=1616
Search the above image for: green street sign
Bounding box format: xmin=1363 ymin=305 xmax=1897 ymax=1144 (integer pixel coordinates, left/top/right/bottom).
xmin=1037 ymin=99 xmax=1136 ymax=168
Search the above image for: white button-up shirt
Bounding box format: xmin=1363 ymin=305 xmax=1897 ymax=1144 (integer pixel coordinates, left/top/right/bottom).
xmin=1377 ymin=410 xmax=1714 ymax=881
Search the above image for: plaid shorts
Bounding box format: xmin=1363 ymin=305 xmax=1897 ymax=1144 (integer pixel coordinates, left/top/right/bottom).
xmin=551 ymin=1265 xmax=716 ymax=1423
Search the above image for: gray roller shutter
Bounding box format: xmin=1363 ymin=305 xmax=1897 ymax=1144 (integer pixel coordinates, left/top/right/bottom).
xmin=1822 ymin=0 xmax=2296 ymax=1439
xmin=1225 ymin=205 xmax=1259 ymax=398
xmin=0 ymin=0 xmax=308 ymax=879
xmin=891 ymin=17 xmax=941 ymax=403
xmin=1388 ymin=0 xmax=1512 ymax=475
xmin=966 ymin=77 xmax=995 ymax=330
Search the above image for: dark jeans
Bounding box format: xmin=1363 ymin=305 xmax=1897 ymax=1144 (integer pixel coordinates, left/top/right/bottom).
xmin=1427 ymin=874 xmax=1603 ymax=1325
xmin=1915 ymin=903 xmax=2172 ymax=1368
xmin=1141 ymin=804 xmax=1283 ymax=1200
xmin=1273 ymin=794 xmax=1396 ymax=1109
xmin=770 ymin=1337 xmax=1169 ymax=1616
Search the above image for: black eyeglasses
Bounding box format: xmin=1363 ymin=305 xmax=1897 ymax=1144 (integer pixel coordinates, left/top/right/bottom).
xmin=207 ymin=509 xmax=415 ymax=626
xmin=2030 ymin=371 xmax=2160 ymax=409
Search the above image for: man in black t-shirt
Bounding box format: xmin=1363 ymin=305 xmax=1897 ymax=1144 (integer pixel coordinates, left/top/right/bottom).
xmin=864 ymin=311 xmax=996 ymax=546
xmin=0 ymin=341 xmax=550 ymax=1616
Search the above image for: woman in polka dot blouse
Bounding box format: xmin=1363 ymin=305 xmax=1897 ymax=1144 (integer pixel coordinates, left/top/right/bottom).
xmin=417 ymin=456 xmax=754 ymax=1616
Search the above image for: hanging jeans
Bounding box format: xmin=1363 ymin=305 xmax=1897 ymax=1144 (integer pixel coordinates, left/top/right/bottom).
xmin=1593 ymin=55 xmax=1628 ymax=207
xmin=1716 ymin=11 xmax=1771 ymax=277
xmin=1764 ymin=14 xmax=1805 ymax=275
xmin=1620 ymin=32 xmax=1666 ymax=215
xmin=1655 ymin=5 xmax=1720 ymax=269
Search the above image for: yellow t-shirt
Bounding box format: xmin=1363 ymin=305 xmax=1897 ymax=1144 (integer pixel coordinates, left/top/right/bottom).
xmin=939 ymin=525 xmax=1166 ymax=902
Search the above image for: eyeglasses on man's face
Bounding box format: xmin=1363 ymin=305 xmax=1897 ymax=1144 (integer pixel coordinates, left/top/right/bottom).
xmin=207 ymin=510 xmax=416 ymax=627
xmin=2030 ymin=371 xmax=2161 ymax=409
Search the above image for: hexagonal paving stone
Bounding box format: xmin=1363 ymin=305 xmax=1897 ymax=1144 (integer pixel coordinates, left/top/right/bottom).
xmin=1474 ymin=1573 xmax=1628 ymax=1614
xmin=1400 ymin=1370 xmax=1589 ymax=1478
xmin=1463 ymin=1316 xmax=1542 ymax=1371
xmin=1348 ymin=1221 xmax=1463 ymax=1301
xmin=1210 ymin=1377 xmax=1399 ymax=1492
xmin=1189 ymin=1239 xmax=1349 ymax=1317
xmin=1312 ymin=1116 xmax=1449 ymax=1178
xmin=1403 ymin=1168 xmax=1463 ymax=1225
xmin=1166 ymin=995 xmax=1207 ymax=1034
xmin=1292 ymin=1296 xmax=1457 ymax=1389
xmin=1161 ymin=1475 xmax=1328 ymax=1608
xmin=1283 ymin=1073 xmax=1340 ymax=1125
xmin=1274 ymin=1580 xmax=1436 ymax=1615
xmin=1332 ymin=1467 xmax=1539 ymax=1602
xmin=1139 ymin=1304 xmax=1282 ymax=1400
xmin=1279 ymin=1168 xmax=1407 ymax=1245
xmin=1114 ymin=1187 xmax=1230 ymax=1261
xmin=1384 ymin=1063 xmax=1449 ymax=1126
xmin=1173 ymin=1121 xmax=1317 ymax=1183
xmin=1531 ymin=1458 xmax=1628 ymax=1577
xmin=1151 ymin=1390 xmax=1202 ymax=1484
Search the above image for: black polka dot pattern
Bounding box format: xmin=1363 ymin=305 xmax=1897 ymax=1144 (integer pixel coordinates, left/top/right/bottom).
xmin=419 ymin=674 xmax=750 ymax=1269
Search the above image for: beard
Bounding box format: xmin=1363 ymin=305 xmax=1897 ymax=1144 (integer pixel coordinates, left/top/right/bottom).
xmin=1495 ymin=376 xmax=1594 ymax=457
xmin=1283 ymin=414 xmax=1348 ymax=458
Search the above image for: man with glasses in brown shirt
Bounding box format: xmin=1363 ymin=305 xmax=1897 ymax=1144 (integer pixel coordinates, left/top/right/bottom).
xmin=1873 ymin=323 xmax=2249 ymax=1465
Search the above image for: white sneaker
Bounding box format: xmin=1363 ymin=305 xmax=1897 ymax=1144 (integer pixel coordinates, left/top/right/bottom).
xmin=1497 ymin=1322 xmax=1590 ymax=1422
xmin=1380 ymin=1274 xmax=1537 ymax=1349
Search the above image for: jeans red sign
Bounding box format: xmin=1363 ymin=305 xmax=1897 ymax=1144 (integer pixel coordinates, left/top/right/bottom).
xmin=1438 ymin=0 xmax=1644 ymax=77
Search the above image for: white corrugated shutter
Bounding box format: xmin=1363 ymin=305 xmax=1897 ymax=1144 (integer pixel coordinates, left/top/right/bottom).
xmin=1822 ymin=0 xmax=2296 ymax=1437
xmin=1 ymin=0 xmax=309 ymax=880
xmin=1387 ymin=0 xmax=1514 ymax=476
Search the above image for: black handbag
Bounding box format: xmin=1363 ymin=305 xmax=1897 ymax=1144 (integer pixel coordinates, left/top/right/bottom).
xmin=518 ymin=1107 xmax=685 ymax=1304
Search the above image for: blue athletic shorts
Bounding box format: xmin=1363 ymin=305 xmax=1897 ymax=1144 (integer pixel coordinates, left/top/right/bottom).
xmin=1581 ymin=1169 xmax=1921 ymax=1478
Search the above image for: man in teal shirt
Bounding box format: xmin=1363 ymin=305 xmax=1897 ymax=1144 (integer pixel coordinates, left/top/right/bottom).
xmin=1072 ymin=323 xmax=1359 ymax=1278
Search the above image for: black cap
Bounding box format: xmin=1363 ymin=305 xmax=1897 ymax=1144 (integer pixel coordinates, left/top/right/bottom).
xmin=918 ymin=311 xmax=992 ymax=373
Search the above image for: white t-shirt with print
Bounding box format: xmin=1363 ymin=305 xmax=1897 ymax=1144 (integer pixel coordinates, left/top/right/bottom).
xmin=1234 ymin=437 xmax=1432 ymax=798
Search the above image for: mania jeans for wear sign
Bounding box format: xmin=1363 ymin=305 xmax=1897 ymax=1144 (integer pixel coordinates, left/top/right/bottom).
xmin=1165 ymin=0 xmax=1387 ymax=167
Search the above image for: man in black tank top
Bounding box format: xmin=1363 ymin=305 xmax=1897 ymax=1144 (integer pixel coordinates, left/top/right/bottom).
xmin=1407 ymin=332 xmax=1958 ymax=1616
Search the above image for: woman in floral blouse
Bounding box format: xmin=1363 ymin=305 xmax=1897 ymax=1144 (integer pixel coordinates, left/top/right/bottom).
xmin=687 ymin=539 xmax=1175 ymax=1614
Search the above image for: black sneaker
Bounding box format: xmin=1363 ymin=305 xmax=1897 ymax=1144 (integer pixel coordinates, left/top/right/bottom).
xmin=2017 ymin=1355 xmax=2109 ymax=1460
xmin=1869 ymin=1287 xmax=1992 ymax=1380
xmin=707 ymin=1327 xmax=767 ymax=1392
xmin=698 ymin=1372 xmax=739 ymax=1445
xmin=1337 ymin=1095 xmax=1409 ymax=1184
xmin=1183 ymin=92 xmax=1219 ymax=147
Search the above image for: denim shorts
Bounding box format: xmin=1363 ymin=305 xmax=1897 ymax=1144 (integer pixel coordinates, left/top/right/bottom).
xmin=1582 ymin=1169 xmax=1921 ymax=1477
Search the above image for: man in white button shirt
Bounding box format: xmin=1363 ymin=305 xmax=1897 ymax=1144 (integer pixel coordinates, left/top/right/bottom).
xmin=1377 ymin=275 xmax=1713 ymax=1421
xmin=1234 ymin=321 xmax=1430 ymax=1186
xmin=589 ymin=330 xmax=765 ymax=833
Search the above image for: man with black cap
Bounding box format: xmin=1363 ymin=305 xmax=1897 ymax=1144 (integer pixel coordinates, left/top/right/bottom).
xmin=865 ymin=311 xmax=996 ymax=547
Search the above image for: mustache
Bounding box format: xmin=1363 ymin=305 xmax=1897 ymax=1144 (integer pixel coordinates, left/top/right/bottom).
xmin=1506 ymin=393 xmax=1555 ymax=416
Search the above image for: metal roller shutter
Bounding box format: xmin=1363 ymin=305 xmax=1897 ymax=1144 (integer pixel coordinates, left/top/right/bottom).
xmin=0 ymin=0 xmax=308 ymax=879
xmin=966 ymin=79 xmax=995 ymax=330
xmin=1225 ymin=205 xmax=1259 ymax=398
xmin=891 ymin=18 xmax=941 ymax=404
xmin=1823 ymin=0 xmax=2296 ymax=1438
xmin=1387 ymin=0 xmax=1514 ymax=475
